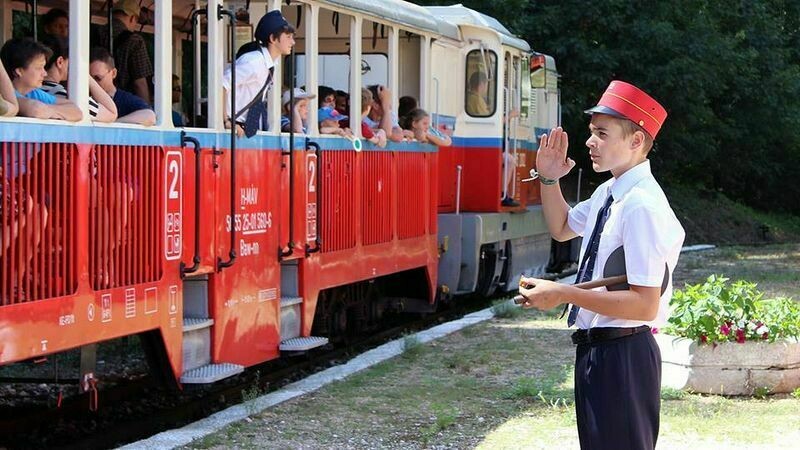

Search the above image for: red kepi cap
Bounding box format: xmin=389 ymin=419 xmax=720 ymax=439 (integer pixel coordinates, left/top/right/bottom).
xmin=584 ymin=80 xmax=667 ymax=139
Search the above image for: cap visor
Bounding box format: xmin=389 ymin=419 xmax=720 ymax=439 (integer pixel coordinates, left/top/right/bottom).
xmin=584 ymin=105 xmax=625 ymax=118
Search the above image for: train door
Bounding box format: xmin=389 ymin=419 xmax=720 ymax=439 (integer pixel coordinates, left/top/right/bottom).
xmin=502 ymin=50 xmax=523 ymax=207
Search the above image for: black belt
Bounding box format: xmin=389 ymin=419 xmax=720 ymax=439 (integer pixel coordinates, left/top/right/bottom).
xmin=571 ymin=325 xmax=650 ymax=345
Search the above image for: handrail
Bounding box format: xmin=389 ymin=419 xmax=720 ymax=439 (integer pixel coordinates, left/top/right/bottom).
xmin=510 ymin=87 xmax=519 ymax=199
xmin=32 ymin=0 xmax=39 ymax=40
xmin=502 ymin=86 xmax=510 ymax=202
xmin=305 ymin=139 xmax=322 ymax=256
xmin=180 ymin=131 xmax=202 ymax=277
xmin=280 ymin=47 xmax=297 ymax=259
xmin=455 ymin=165 xmax=463 ymax=214
xmin=189 ymin=7 xmax=208 ymax=127
xmin=432 ymin=77 xmax=440 ymax=128
xmin=217 ymin=4 xmax=237 ymax=271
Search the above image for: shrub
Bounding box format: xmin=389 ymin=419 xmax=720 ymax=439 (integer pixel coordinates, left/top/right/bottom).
xmin=665 ymin=275 xmax=800 ymax=345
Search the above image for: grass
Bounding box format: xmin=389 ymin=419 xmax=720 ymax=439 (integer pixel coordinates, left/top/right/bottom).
xmin=183 ymin=245 xmax=800 ymax=450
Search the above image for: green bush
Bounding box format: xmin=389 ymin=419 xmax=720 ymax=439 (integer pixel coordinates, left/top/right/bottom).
xmin=665 ymin=275 xmax=800 ymax=344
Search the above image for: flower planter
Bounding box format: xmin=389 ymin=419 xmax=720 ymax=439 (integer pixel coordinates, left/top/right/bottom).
xmin=656 ymin=333 xmax=800 ymax=395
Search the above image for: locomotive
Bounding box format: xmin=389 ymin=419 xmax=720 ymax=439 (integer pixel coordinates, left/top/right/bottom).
xmin=0 ymin=0 xmax=568 ymax=390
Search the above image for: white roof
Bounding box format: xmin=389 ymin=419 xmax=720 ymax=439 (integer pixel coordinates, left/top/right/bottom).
xmin=424 ymin=4 xmax=531 ymax=51
xmin=319 ymin=0 xmax=460 ymax=39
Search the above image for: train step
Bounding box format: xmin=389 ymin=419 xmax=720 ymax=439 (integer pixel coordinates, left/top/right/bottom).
xmin=183 ymin=317 xmax=214 ymax=332
xmin=280 ymin=296 xmax=303 ymax=340
xmin=180 ymin=363 xmax=244 ymax=384
xmin=279 ymin=336 xmax=329 ymax=352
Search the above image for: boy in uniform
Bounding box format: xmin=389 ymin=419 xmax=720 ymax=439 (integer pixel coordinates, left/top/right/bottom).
xmin=518 ymin=80 xmax=685 ymax=449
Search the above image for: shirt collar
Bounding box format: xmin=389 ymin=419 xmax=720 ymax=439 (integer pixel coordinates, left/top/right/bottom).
xmin=609 ymin=160 xmax=652 ymax=200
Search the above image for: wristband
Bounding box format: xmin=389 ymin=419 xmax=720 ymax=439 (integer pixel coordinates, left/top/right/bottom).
xmin=539 ymin=176 xmax=558 ymax=185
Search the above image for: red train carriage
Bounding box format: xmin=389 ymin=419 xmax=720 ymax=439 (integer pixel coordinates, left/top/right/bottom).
xmin=0 ymin=0 xmax=567 ymax=392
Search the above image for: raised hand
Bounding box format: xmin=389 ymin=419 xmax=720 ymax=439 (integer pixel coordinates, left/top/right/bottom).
xmin=536 ymin=126 xmax=575 ymax=181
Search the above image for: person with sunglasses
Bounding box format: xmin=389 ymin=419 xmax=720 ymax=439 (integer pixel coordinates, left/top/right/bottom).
xmin=89 ymin=46 xmax=154 ymax=126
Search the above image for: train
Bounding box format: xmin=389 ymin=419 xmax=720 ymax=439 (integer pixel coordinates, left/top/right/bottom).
xmin=0 ymin=0 xmax=571 ymax=391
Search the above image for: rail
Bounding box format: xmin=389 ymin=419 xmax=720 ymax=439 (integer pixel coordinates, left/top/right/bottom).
xmin=217 ymin=5 xmax=237 ymax=271
xmin=280 ymin=46 xmax=298 ymax=259
xmin=179 ymin=131 xmax=202 ymax=276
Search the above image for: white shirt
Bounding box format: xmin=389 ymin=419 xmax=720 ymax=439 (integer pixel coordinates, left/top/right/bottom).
xmin=222 ymin=47 xmax=275 ymax=121
xmin=567 ymin=160 xmax=685 ymax=329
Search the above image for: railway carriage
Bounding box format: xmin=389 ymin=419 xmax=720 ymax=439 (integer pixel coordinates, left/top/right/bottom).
xmin=0 ymin=0 xmax=568 ymax=392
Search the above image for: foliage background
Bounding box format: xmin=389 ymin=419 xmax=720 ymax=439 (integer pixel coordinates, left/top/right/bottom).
xmin=412 ymin=0 xmax=800 ymax=213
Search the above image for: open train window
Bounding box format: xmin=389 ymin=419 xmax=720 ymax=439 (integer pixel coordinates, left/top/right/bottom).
xmin=465 ymin=49 xmax=497 ymax=117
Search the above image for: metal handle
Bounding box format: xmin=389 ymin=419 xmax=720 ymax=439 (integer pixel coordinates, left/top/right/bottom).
xmin=180 ymin=131 xmax=202 ymax=277
xmin=217 ymin=5 xmax=238 ymax=271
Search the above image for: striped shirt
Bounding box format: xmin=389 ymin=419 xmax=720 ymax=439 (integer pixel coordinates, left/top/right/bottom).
xmin=41 ymin=80 xmax=100 ymax=118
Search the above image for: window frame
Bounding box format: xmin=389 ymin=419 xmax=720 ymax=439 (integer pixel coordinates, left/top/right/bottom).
xmin=464 ymin=49 xmax=497 ymax=118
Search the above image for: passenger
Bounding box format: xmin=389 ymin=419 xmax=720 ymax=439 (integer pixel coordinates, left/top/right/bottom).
xmin=96 ymin=0 xmax=154 ymax=104
xmin=466 ymin=71 xmax=490 ymax=116
xmin=0 ymin=38 xmax=82 ymax=121
xmin=334 ymin=89 xmax=348 ymax=116
xmin=172 ymin=74 xmax=187 ymax=127
xmin=365 ymin=84 xmax=412 ymax=142
xmin=398 ymin=95 xmax=417 ymax=125
xmin=0 ymin=59 xmax=19 ymax=116
xmin=89 ymin=47 xmax=155 ymax=126
xmin=359 ymin=87 xmax=386 ymax=147
xmin=318 ymin=106 xmax=353 ymax=139
xmin=40 ymin=35 xmax=118 ymax=123
xmin=41 ymin=8 xmax=69 ymax=38
xmin=280 ymin=88 xmax=313 ymax=133
xmin=223 ymin=10 xmax=295 ymax=138
xmin=403 ymin=108 xmax=452 ymax=147
xmin=318 ymin=85 xmax=336 ymax=109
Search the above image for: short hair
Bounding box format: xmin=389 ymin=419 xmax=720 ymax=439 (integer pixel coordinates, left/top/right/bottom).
xmin=90 ymin=46 xmax=115 ymax=68
xmin=398 ymin=96 xmax=417 ymax=120
xmin=265 ymin=24 xmax=296 ymax=47
xmin=318 ymin=85 xmax=336 ymax=100
xmin=40 ymin=34 xmax=69 ymax=71
xmin=360 ymin=88 xmax=372 ymax=113
xmin=41 ymin=8 xmax=68 ymax=29
xmin=469 ymin=71 xmax=488 ymax=91
xmin=335 ymin=90 xmax=348 ymax=98
xmin=401 ymin=108 xmax=428 ymax=130
xmin=367 ymin=85 xmax=381 ymax=103
xmin=617 ymin=117 xmax=655 ymax=153
xmin=0 ymin=38 xmax=53 ymax=80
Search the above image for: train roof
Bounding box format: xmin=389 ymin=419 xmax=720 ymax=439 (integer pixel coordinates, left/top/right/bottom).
xmin=424 ymin=4 xmax=531 ymax=52
xmin=320 ymin=0 xmax=460 ymax=40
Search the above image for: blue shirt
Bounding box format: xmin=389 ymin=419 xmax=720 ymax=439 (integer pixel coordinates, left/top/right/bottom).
xmin=113 ymin=88 xmax=151 ymax=117
xmin=280 ymin=115 xmax=307 ymax=133
xmin=16 ymin=88 xmax=57 ymax=105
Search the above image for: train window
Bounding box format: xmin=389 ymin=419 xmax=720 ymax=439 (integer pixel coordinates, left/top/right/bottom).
xmin=465 ymin=49 xmax=497 ymax=117
xmin=520 ymin=56 xmax=531 ymax=119
xmin=294 ymin=54 xmax=388 ymax=93
xmin=530 ymin=55 xmax=546 ymax=89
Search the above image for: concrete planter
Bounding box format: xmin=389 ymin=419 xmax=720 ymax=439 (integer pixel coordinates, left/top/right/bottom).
xmin=656 ymin=333 xmax=800 ymax=395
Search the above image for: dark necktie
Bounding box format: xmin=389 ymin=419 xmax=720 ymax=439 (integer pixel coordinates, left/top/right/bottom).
xmin=568 ymin=193 xmax=614 ymax=327
xmin=243 ymin=67 xmax=273 ymax=138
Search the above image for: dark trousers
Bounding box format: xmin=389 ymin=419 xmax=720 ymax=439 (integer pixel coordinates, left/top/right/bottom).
xmin=574 ymin=330 xmax=661 ymax=450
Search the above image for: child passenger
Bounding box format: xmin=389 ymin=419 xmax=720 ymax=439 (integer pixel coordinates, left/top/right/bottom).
xmin=403 ymin=108 xmax=452 ymax=147
xmin=318 ymin=106 xmax=353 ymax=138
xmin=359 ymin=88 xmax=386 ymax=147
xmin=280 ymin=87 xmax=314 ymax=133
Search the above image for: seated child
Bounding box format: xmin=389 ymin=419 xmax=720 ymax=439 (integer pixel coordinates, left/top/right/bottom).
xmin=403 ymin=108 xmax=451 ymax=147
xmin=281 ymin=87 xmax=314 ymax=133
xmin=360 ymin=87 xmax=386 ymax=147
xmin=318 ymin=106 xmax=353 ymax=139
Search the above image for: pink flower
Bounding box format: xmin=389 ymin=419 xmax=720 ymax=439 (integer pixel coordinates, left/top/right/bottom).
xmin=651 ymin=328 xmax=659 ymax=334
xmin=700 ymin=335 xmax=708 ymax=343
xmin=720 ymin=324 xmax=731 ymax=336
xmin=735 ymin=328 xmax=746 ymax=343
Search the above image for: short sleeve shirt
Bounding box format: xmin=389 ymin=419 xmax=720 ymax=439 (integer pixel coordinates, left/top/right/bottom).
xmin=566 ymin=160 xmax=685 ymax=329
xmin=17 ymin=88 xmax=57 ymax=105
xmin=113 ymin=88 xmax=152 ymax=117
xmin=223 ymin=47 xmax=275 ymax=122
xmin=110 ymin=19 xmax=154 ymax=93
xmin=41 ymin=80 xmax=101 ymax=118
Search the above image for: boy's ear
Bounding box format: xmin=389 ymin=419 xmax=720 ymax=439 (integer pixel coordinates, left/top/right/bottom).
xmin=631 ymin=130 xmax=645 ymax=151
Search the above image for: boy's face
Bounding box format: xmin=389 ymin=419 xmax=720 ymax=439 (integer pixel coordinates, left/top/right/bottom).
xmin=361 ymin=104 xmax=371 ymax=119
xmin=15 ymin=54 xmax=48 ymax=90
xmin=90 ymin=61 xmax=116 ymax=93
xmin=585 ymin=114 xmax=644 ymax=175
xmin=296 ymin=98 xmax=308 ymax=119
xmin=335 ymin=95 xmax=347 ymax=111
xmin=321 ymin=94 xmax=335 ymax=108
xmin=271 ymin=32 xmax=295 ymax=56
xmin=45 ymin=17 xmax=69 ymax=37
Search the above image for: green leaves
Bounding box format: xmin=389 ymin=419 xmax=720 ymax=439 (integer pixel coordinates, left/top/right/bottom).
xmin=665 ymin=274 xmax=800 ymax=344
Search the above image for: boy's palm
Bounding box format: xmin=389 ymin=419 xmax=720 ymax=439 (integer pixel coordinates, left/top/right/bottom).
xmin=536 ymin=127 xmax=575 ymax=180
